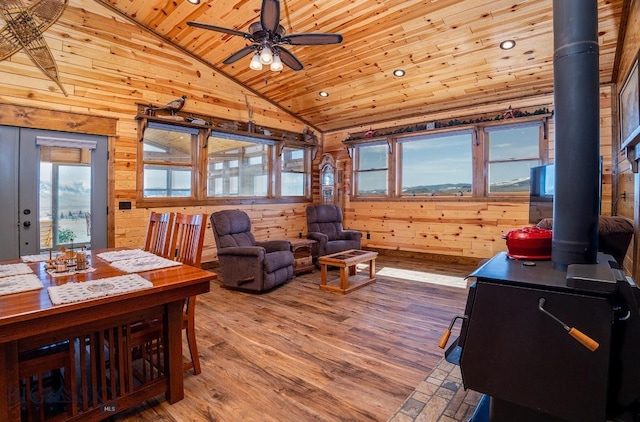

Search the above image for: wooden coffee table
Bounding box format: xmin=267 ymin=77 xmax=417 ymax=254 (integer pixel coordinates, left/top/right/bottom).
xmin=318 ymin=249 xmax=378 ymax=294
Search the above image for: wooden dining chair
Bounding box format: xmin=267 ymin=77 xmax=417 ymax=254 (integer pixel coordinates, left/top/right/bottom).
xmin=129 ymin=213 xmax=206 ymax=376
xmin=18 ymin=339 xmax=76 ymax=421
xmin=143 ymin=211 xmax=175 ymax=258
xmin=169 ymin=213 xmax=207 ymax=375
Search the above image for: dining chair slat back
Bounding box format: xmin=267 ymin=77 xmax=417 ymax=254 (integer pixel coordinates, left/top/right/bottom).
xmin=170 ymin=212 xmax=208 ymax=375
xmin=169 ymin=213 xmax=207 ymax=266
xmin=144 ymin=212 xmax=175 ymax=258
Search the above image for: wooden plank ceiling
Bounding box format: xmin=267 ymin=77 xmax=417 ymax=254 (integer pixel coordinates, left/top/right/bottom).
xmin=96 ymin=0 xmax=623 ymax=133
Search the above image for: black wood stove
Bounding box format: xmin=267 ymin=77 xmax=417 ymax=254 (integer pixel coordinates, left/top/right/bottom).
xmin=443 ymin=252 xmax=640 ymax=421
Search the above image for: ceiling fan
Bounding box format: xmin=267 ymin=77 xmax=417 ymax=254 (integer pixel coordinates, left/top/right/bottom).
xmin=187 ymin=0 xmax=343 ymax=71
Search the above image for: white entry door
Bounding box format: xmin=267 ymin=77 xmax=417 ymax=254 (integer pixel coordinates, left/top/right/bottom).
xmin=0 ymin=126 xmax=108 ymax=260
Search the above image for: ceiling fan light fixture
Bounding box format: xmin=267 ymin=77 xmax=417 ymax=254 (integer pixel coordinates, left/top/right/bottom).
xmin=249 ymin=53 xmax=263 ymax=70
xmin=260 ymin=46 xmax=273 ymax=64
xmin=188 ymin=0 xmax=342 ymax=72
xmin=270 ymin=54 xmax=283 ymax=71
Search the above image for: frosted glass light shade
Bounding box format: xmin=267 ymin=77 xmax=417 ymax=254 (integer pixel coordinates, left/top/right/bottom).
xmin=260 ymin=46 xmax=273 ymax=64
xmin=249 ymin=53 xmax=263 ymax=70
xmin=270 ymin=54 xmax=283 ymax=71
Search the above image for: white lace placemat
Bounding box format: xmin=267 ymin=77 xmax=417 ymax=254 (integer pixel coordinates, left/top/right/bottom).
xmin=0 ymin=274 xmax=44 ymax=296
xmin=47 ymin=274 xmax=154 ymax=305
xmin=21 ymin=253 xmax=53 ymax=263
xmin=0 ymin=263 xmax=34 ymax=278
xmin=96 ymin=249 xmax=156 ymax=262
xmin=108 ymin=255 xmax=182 ymax=273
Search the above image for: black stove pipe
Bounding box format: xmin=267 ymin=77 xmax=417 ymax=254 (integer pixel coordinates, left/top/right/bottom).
xmin=551 ymin=0 xmax=600 ymax=268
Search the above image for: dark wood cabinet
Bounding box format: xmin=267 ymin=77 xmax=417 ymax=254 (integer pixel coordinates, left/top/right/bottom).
xmin=289 ymin=238 xmax=315 ymax=275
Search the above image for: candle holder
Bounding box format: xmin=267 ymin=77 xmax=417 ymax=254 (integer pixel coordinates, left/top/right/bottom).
xmin=76 ymin=251 xmax=88 ymax=270
xmin=55 ymin=256 xmax=67 ymax=273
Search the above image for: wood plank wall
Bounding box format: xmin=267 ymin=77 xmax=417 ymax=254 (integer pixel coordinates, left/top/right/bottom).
xmin=0 ymin=0 xmax=621 ymax=265
xmin=615 ymin=0 xmax=640 ymax=276
xmin=0 ymin=0 xmax=310 ymax=263
xmin=322 ymin=91 xmax=615 ymax=261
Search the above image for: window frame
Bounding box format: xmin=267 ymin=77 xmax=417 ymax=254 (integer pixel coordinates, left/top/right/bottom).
xmin=206 ymin=132 xmax=274 ymax=199
xmin=140 ymin=122 xmax=199 ymax=202
xmin=482 ymin=120 xmax=546 ymax=197
xmin=396 ymin=128 xmax=474 ymax=198
xmin=136 ymin=117 xmax=314 ymax=207
xmin=352 ymin=139 xmax=391 ymax=197
xmin=347 ymin=115 xmax=549 ymax=201
xmin=279 ymin=145 xmax=310 ymax=198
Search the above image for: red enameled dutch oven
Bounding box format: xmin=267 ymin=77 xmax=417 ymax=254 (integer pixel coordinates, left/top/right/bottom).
xmin=502 ymin=226 xmax=552 ymax=260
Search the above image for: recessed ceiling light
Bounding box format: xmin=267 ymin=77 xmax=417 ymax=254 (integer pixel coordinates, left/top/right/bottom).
xmin=500 ymin=40 xmax=516 ymax=50
xmin=187 ymin=0 xmax=200 ymax=4
xmin=319 ymin=91 xmax=329 ymax=97
xmin=393 ymin=69 xmax=406 ymax=77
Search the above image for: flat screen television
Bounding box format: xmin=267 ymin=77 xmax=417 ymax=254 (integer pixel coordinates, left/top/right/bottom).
xmin=528 ymin=164 xmax=555 ymax=225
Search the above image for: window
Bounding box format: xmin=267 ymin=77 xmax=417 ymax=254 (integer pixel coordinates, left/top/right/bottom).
xmin=398 ymin=131 xmax=472 ymax=196
xmin=348 ymin=116 xmax=548 ymax=199
xmin=281 ymin=147 xmax=306 ymax=196
xmin=355 ymin=142 xmax=388 ymax=195
xmin=207 ymin=133 xmax=270 ymax=197
xmin=137 ymin=114 xmax=314 ymax=205
xmin=485 ymin=123 xmax=542 ymax=194
xmin=142 ymin=123 xmax=196 ymax=198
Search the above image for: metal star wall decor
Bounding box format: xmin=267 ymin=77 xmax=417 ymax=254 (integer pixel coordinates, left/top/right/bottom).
xmin=0 ymin=0 xmax=69 ymax=95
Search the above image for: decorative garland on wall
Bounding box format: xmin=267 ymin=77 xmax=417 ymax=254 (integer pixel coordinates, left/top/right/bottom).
xmin=344 ymin=106 xmax=552 ymax=142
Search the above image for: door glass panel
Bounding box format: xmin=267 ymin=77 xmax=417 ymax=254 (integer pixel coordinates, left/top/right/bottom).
xmin=39 ymin=146 xmax=92 ymax=250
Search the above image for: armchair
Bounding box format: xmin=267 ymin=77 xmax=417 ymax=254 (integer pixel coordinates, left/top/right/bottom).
xmin=210 ymin=210 xmax=294 ymax=292
xmin=536 ymin=215 xmax=633 ymax=268
xmin=306 ymin=204 xmax=362 ymax=258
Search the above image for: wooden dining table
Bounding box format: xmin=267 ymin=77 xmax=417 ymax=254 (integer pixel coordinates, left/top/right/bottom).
xmin=0 ymin=249 xmax=215 ymax=421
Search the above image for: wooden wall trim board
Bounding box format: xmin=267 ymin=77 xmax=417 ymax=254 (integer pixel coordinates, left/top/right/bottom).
xmin=612 ymin=0 xmax=635 ymax=83
xmin=365 ymin=247 xmax=483 ymax=267
xmin=0 ymin=103 xmax=117 ymax=136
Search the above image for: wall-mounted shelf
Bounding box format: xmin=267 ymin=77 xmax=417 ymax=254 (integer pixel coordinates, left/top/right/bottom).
xmin=134 ymin=103 xmax=317 ymax=147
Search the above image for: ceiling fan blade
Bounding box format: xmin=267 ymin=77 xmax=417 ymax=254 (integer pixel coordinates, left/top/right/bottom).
xmin=276 ymin=47 xmax=303 ymax=71
xmin=260 ymin=0 xmax=280 ymax=33
xmin=187 ymin=21 xmax=254 ymax=40
xmin=282 ymin=33 xmax=343 ymax=45
xmin=222 ymin=45 xmax=258 ymax=64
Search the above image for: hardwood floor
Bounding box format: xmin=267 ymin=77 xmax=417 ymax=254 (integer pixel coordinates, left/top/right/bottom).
xmin=114 ymin=254 xmax=478 ymax=422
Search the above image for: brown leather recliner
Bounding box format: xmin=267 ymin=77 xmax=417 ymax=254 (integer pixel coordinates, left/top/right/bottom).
xmin=536 ymin=215 xmax=634 ymax=268
xmin=306 ymin=204 xmax=362 ymax=259
xmin=211 ymin=210 xmax=294 ymax=292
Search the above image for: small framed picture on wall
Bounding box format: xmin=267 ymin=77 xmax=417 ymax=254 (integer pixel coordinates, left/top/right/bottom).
xmin=620 ymin=50 xmax=640 ymax=148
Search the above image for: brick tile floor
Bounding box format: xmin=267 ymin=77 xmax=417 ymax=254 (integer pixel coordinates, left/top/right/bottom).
xmin=388 ymin=359 xmax=482 ymax=422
